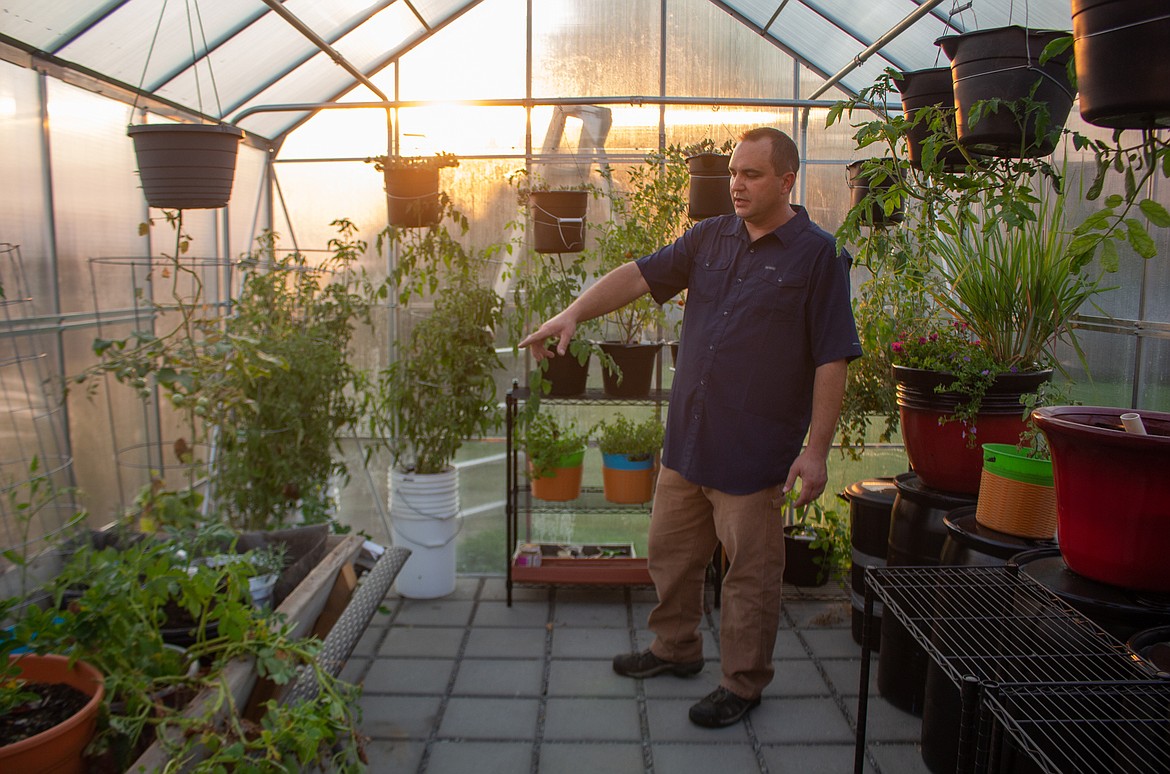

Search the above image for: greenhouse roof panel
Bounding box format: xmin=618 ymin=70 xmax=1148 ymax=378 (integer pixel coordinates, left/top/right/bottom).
xmin=0 ymin=0 xmax=1075 ymax=140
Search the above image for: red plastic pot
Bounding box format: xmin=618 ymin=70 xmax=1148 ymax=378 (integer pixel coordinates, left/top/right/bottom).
xmin=1032 ymin=406 xmax=1170 ymax=593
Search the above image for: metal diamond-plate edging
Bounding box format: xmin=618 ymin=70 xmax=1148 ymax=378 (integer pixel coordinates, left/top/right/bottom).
xmin=283 ymin=546 xmax=411 ymax=705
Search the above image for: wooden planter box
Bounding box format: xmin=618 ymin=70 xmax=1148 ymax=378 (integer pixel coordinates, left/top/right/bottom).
xmin=511 ymin=542 xmax=650 ymax=586
xmin=130 ymin=533 xmax=364 ymax=770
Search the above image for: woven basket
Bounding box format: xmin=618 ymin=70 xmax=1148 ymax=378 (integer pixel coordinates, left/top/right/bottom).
xmin=975 ymin=468 xmax=1057 ymax=539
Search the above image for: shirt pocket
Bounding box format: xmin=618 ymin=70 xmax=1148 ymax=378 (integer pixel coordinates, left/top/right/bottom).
xmin=688 ymin=254 xmax=733 ymax=303
xmin=749 ymin=271 xmax=808 ymax=323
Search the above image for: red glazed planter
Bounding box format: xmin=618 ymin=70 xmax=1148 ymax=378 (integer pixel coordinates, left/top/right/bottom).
xmin=895 ymin=366 xmax=1052 ymax=495
xmin=1032 ymin=406 xmax=1170 ymax=593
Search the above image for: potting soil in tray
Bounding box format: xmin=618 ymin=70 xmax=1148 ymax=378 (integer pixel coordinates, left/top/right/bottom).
xmin=0 ymin=682 xmax=90 ymax=745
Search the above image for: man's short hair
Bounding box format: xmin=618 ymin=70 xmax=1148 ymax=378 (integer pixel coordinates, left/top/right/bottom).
xmin=739 ymin=127 xmax=800 ymax=176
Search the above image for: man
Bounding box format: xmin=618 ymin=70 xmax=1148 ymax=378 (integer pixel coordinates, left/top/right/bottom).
xmin=519 ymin=127 xmax=861 ymax=727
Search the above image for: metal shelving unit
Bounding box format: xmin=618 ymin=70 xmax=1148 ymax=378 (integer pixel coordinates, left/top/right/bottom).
xmin=504 ymin=381 xmax=669 ymax=605
xmin=854 ymin=565 xmax=1170 ymax=774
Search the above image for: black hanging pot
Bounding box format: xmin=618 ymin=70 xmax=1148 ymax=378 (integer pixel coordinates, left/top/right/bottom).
xmin=1072 ymin=0 xmax=1170 ymax=129
xmin=936 ymin=26 xmax=1075 ymax=158
xmin=685 ymin=153 xmax=734 ymax=220
xmin=845 ymin=160 xmax=903 ymax=226
xmin=894 ymin=67 xmax=968 ymax=170
xmin=530 ymin=191 xmax=588 ymax=253
xmin=128 ymin=123 xmax=244 ymax=210
xmin=385 ymin=166 xmax=442 ymax=227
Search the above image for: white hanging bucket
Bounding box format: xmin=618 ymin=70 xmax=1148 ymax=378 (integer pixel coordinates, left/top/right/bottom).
xmin=388 ymin=466 xmax=461 ymax=599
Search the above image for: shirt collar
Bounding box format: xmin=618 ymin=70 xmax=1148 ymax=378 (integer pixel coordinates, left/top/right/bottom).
xmin=722 ymin=205 xmax=813 ymax=247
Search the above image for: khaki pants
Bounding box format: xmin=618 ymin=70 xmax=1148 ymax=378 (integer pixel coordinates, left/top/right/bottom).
xmin=646 ymin=465 xmax=787 ymax=700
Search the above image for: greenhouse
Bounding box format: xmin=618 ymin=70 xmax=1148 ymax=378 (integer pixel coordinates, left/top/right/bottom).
xmin=2 ymin=0 xmax=1169 ymax=772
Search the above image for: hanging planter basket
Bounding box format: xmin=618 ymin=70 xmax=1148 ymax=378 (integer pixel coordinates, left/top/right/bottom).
xmin=936 ymin=26 xmax=1075 ymax=158
xmin=128 ymin=123 xmax=245 ymax=210
xmin=385 ymin=166 xmax=443 ymax=228
xmin=845 ymin=160 xmax=904 ymax=227
xmin=530 ymin=191 xmax=588 ymax=253
xmin=894 ymin=67 xmax=967 ymax=170
xmin=1072 ymin=0 xmax=1170 ymax=129
xmin=685 ymin=152 xmax=734 ymax=220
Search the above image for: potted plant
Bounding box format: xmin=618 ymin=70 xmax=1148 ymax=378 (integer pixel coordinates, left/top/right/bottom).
xmin=596 ymin=413 xmax=664 ymax=504
xmin=521 ymin=412 xmax=589 ymax=502
xmin=368 ymin=152 xmax=458 ymax=228
xmin=683 ymin=138 xmax=736 ymax=220
xmin=373 ymin=208 xmax=504 ymax=598
xmin=128 ymin=122 xmax=245 ymax=210
xmin=783 ymin=494 xmax=849 ymax=588
xmin=588 ymin=148 xmax=690 ymax=397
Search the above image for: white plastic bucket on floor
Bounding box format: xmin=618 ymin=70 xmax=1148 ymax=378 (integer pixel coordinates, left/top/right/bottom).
xmin=388 ymin=466 xmax=461 ymax=599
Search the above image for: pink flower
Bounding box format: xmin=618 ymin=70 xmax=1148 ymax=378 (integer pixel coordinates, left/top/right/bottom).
xmin=891 ymin=341 xmax=904 ymax=353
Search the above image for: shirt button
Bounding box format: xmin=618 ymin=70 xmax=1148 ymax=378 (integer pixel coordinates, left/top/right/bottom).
xmin=736 ymin=278 xmax=743 ymax=283
xmin=722 ymin=310 xmax=729 ymax=316
xmin=708 ymin=345 xmax=714 ymax=350
xmin=700 ymin=379 xmax=707 ymax=386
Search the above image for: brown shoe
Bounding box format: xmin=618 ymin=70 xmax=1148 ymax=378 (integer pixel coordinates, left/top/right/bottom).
xmin=688 ymin=686 xmax=761 ymax=727
xmin=612 ymin=649 xmax=704 ymax=678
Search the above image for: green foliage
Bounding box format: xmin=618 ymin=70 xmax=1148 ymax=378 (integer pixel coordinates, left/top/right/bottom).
xmin=595 ymin=413 xmax=664 ymax=460
xmin=589 ymin=146 xmax=693 ymax=343
xmin=366 ymin=151 xmax=459 ymax=173
xmin=785 ymin=490 xmax=850 ymax=587
xmin=374 ymin=203 xmax=505 ymax=475
xmin=520 ymin=412 xmax=590 ymax=479
xmin=81 ymin=214 xmax=385 ymax=531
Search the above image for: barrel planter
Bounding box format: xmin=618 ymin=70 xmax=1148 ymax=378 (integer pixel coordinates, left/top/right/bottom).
xmin=128 ymin=123 xmax=244 ymax=210
xmin=895 ymin=366 xmax=1051 ymax=496
xmin=1072 ymin=0 xmax=1170 ymax=129
xmin=685 ymin=152 xmax=733 ymax=220
xmin=936 ymin=26 xmax=1075 ymax=158
xmin=842 ymin=478 xmax=897 ymax=649
xmin=1032 ymin=405 xmax=1170 ymax=593
xmin=530 ymin=191 xmax=588 ymax=253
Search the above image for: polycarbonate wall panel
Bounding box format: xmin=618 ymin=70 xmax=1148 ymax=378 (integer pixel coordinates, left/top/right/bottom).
xmin=1137 ymin=337 xmax=1170 ymax=412
xmin=398 ymin=0 xmax=525 ymax=102
xmin=0 ymin=62 xmax=50 ymax=295
xmin=1060 ymin=329 xmax=1138 ymax=408
xmin=666 ymin=0 xmax=796 ymax=101
xmin=805 ymin=0 xmax=950 ymax=70
xmin=532 ymin=0 xmax=661 ymax=99
xmin=0 ymin=1 xmax=119 ymax=52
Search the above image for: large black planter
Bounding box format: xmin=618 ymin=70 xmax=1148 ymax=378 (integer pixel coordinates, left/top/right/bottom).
xmin=128 ymin=123 xmax=244 ymax=210
xmin=385 ymin=166 xmax=442 ymax=227
xmin=936 ymin=26 xmax=1075 ymax=158
xmin=1073 ymin=0 xmax=1170 ymax=129
xmin=894 ymin=67 xmax=967 ymax=170
xmin=845 ymin=160 xmax=903 ymax=227
xmin=685 ymin=153 xmax=734 ymax=220
xmin=599 ymin=342 xmax=661 ymax=398
xmin=530 ymin=191 xmax=588 ymax=253
xmin=538 ymin=350 xmax=590 ymax=397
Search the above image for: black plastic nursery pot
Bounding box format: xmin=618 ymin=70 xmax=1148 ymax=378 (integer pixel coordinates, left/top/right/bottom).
xmin=530 ymin=191 xmax=588 ymax=253
xmin=936 ymin=26 xmax=1075 ymax=158
xmin=538 ymin=350 xmax=591 ymax=397
xmin=782 ymin=525 xmax=828 ymax=587
xmin=845 ymin=160 xmax=903 ymax=226
xmin=894 ymin=67 xmax=968 ymax=169
xmin=1073 ymin=0 xmax=1170 ymax=129
xmin=599 ymin=342 xmax=661 ymax=398
xmin=685 ymin=152 xmax=734 ymax=220
xmin=128 ymin=123 xmax=244 ymax=210
xmin=385 ymin=166 xmax=442 ymax=227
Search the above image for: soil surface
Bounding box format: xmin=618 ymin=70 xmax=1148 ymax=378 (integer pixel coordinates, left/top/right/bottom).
xmin=0 ymin=682 xmax=90 ymax=745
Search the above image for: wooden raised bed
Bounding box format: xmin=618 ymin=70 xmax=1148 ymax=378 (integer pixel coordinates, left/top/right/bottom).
xmin=511 ymin=542 xmax=651 ymax=586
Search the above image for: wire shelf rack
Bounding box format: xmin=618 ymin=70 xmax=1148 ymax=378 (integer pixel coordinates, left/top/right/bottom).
xmin=854 ymin=565 xmax=1170 ymax=774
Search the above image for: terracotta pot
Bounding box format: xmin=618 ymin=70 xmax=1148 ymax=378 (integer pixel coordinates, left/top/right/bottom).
xmin=894 ymin=366 xmax=1051 ymax=495
xmin=1032 ymin=405 xmax=1170 ymax=593
xmin=0 ymin=655 xmax=105 ymax=774
xmin=936 ymin=26 xmax=1075 ymax=158
xmin=601 ymin=453 xmax=656 ymax=504
xmin=1073 ymin=0 xmax=1170 ymax=129
xmin=685 ymin=152 xmax=733 ymax=220
xmin=385 ymin=166 xmax=441 ymax=227
xmin=128 ymin=123 xmax=244 ymax=210
xmin=530 ymin=191 xmax=588 ymax=253
xmin=528 ymin=450 xmax=585 ymax=502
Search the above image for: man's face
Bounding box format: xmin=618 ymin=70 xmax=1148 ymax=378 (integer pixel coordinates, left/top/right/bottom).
xmin=729 ymin=138 xmax=795 ymax=225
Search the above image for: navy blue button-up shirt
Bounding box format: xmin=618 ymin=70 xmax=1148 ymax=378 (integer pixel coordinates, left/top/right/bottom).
xmin=636 ymin=206 xmax=861 ymax=494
